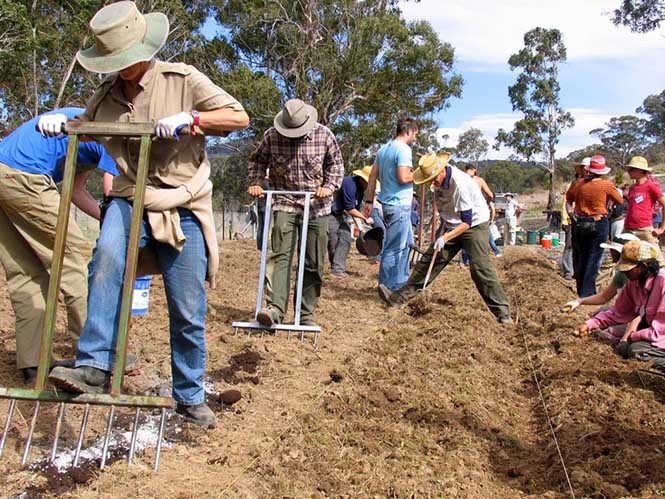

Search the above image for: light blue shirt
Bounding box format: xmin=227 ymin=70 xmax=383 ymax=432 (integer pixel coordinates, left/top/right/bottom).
xmin=375 ymin=139 xmax=413 ymax=206
xmin=0 ymin=107 xmax=118 ymax=182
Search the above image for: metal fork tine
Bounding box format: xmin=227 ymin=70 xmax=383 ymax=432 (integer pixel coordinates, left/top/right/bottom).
xmin=100 ymin=405 xmax=115 ymax=470
xmin=127 ymin=407 xmax=140 ymax=466
xmin=21 ymin=402 xmax=40 ymax=466
xmin=154 ymin=408 xmax=166 ymax=471
xmin=0 ymin=399 xmax=17 ymax=458
xmin=49 ymin=403 xmax=65 ymax=463
xmin=73 ymin=404 xmax=90 ymax=468
xmin=300 ymin=330 xmax=305 ymax=342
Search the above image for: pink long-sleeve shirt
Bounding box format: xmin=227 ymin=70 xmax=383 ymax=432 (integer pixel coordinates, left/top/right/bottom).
xmin=586 ymin=269 xmax=665 ymax=348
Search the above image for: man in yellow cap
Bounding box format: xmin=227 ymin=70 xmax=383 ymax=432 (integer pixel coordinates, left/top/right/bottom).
xmin=45 ymin=0 xmax=249 ymax=428
xmin=327 ymin=166 xmax=375 ymax=277
xmin=378 ymin=152 xmax=512 ymax=324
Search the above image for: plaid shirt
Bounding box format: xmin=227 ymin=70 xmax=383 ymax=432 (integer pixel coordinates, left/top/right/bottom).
xmin=248 ymin=123 xmax=344 ymax=218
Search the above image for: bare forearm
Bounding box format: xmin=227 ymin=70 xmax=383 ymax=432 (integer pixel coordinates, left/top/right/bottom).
xmin=199 ymin=107 xmax=249 ymax=132
xmin=72 ymin=189 xmax=101 ymax=220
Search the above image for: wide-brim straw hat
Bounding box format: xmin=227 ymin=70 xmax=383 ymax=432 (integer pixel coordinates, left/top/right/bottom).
xmin=413 ymin=151 xmax=451 ymax=185
xmin=274 ymin=99 xmax=318 ymax=138
xmin=625 ymin=155 xmax=651 ymax=172
xmin=76 ymin=1 xmax=169 ymax=74
xmin=617 ymin=239 xmax=660 ymax=272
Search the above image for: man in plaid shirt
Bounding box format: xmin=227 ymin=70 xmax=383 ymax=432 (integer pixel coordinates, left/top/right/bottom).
xmin=248 ymin=99 xmax=344 ymax=326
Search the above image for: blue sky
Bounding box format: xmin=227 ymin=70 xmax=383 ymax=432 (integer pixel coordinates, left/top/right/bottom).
xmin=400 ymin=0 xmax=665 ymax=160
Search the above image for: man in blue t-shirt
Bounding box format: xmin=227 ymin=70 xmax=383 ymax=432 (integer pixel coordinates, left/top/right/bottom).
xmin=0 ymin=108 xmax=117 ymax=384
xmin=328 ymin=166 xmax=375 ymax=277
xmin=362 ymin=117 xmax=418 ymax=291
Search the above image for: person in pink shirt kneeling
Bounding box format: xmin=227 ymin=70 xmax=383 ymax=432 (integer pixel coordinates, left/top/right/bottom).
xmin=575 ymin=240 xmax=665 ymax=371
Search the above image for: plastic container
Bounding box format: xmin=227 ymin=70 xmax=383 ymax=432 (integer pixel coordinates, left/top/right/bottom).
xmin=526 ymin=230 xmax=539 ymax=245
xmin=538 ymin=229 xmax=547 ymax=243
xmin=516 ymin=230 xmax=526 ymax=245
xmin=132 ymin=275 xmax=153 ymax=315
xmin=551 ymin=233 xmax=560 ymax=247
xmin=559 ymin=230 xmax=566 ymax=247
xmin=541 ymin=233 xmax=552 ymax=249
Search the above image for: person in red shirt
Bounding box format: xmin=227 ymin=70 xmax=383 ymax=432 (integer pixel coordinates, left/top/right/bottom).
xmin=623 ymin=156 xmax=665 ymax=248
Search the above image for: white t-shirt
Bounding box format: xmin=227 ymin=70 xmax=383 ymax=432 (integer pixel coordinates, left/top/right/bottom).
xmin=433 ymin=166 xmax=490 ymax=229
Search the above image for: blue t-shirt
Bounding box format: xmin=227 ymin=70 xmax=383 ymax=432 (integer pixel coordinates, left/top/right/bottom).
xmin=0 ymin=107 xmax=118 ymax=182
xmin=332 ymin=176 xmax=364 ymax=216
xmin=375 ymin=139 xmax=413 ymax=206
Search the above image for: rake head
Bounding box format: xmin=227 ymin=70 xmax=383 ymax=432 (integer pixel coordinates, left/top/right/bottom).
xmin=0 ymin=391 xmax=170 ymax=471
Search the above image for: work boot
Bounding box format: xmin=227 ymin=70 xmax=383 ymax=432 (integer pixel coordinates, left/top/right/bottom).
xmin=300 ymin=316 xmax=317 ymax=327
xmin=377 ymin=284 xmax=403 ymax=307
xmin=48 ymin=366 xmax=111 ymax=394
xmin=256 ymin=307 xmax=280 ymax=327
xmin=176 ymin=403 xmax=217 ymax=428
xmin=499 ymin=315 xmax=514 ymax=325
xmin=50 ymin=354 xmax=137 ymax=371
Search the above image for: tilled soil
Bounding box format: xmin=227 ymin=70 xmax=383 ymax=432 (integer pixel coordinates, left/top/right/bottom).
xmin=0 ymin=241 xmax=664 ymax=499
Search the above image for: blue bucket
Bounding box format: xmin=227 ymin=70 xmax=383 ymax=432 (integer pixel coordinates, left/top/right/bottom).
xmin=132 ymin=275 xmax=153 ymax=316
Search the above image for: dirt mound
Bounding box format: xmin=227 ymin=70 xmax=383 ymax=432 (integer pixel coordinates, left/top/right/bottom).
xmin=0 ymin=242 xmax=664 ymax=498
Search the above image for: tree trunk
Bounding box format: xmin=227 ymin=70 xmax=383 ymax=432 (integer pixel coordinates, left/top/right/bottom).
xmin=548 ymin=169 xmax=555 ymax=211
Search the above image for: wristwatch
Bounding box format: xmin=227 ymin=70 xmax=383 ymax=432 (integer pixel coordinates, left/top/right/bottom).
xmin=190 ymin=110 xmax=200 ymax=135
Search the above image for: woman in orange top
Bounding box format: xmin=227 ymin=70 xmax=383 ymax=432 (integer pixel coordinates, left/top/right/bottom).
xmin=566 ymin=155 xmax=623 ymax=298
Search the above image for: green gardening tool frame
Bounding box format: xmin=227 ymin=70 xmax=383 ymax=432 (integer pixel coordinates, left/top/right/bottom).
xmin=0 ymin=122 xmax=172 ymax=408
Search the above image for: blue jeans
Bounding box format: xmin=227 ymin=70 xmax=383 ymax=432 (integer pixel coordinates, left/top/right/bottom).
xmin=370 ymin=206 xmax=385 ymax=262
xmin=379 ymin=203 xmax=413 ymax=291
xmin=572 ymin=216 xmax=609 ymax=298
xmin=76 ymin=198 xmax=208 ymax=405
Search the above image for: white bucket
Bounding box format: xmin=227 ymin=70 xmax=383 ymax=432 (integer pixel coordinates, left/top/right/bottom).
xmin=132 ymin=275 xmax=153 ymax=315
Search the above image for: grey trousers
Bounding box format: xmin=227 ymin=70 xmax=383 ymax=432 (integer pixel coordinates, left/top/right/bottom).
xmin=629 ymin=341 xmax=665 ymax=371
xmin=393 ymin=221 xmax=511 ymax=319
xmin=327 ymin=214 xmax=352 ymax=275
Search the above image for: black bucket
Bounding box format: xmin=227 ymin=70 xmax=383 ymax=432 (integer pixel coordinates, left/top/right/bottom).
xmin=355 ymin=226 xmax=384 ymax=257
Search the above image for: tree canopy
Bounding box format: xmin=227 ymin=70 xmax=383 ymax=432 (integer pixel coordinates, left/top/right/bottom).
xmin=613 ymin=0 xmax=665 ymax=32
xmin=455 ymin=128 xmax=489 ymax=168
xmin=589 ymin=115 xmax=650 ymax=165
xmin=207 ymin=0 xmax=463 ymax=168
xmin=0 ymin=0 xmax=463 ymax=207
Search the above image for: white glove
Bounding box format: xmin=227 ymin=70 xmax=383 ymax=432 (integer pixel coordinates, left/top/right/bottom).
xmin=37 ymin=113 xmax=68 ymax=137
xmin=155 ymin=112 xmax=193 ymax=139
xmin=433 ymin=236 xmax=446 ymax=251
xmin=561 ymin=299 xmax=581 ymax=313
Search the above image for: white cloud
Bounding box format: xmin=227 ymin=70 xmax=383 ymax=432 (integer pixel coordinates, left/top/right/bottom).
xmin=440 ymin=108 xmax=614 ymax=159
xmin=401 ymin=0 xmax=665 ymax=66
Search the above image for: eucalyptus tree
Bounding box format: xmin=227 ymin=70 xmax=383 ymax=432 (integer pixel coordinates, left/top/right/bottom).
xmin=455 ymin=127 xmax=489 ymax=168
xmin=207 ymin=0 xmax=463 ymax=167
xmin=495 ymin=27 xmax=574 ymax=209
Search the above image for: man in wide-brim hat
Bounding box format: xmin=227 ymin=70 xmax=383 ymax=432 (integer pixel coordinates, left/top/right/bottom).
xmin=44 ymin=0 xmax=250 ymax=429
xmin=622 ymin=155 xmax=665 ymax=250
xmin=378 ymin=151 xmax=513 ymax=325
xmin=247 ymin=98 xmax=344 ymax=328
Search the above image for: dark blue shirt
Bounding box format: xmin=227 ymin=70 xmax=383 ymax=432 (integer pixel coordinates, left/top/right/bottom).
xmin=0 ymin=107 xmax=118 ymax=182
xmin=332 ymin=176 xmax=365 ymax=216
